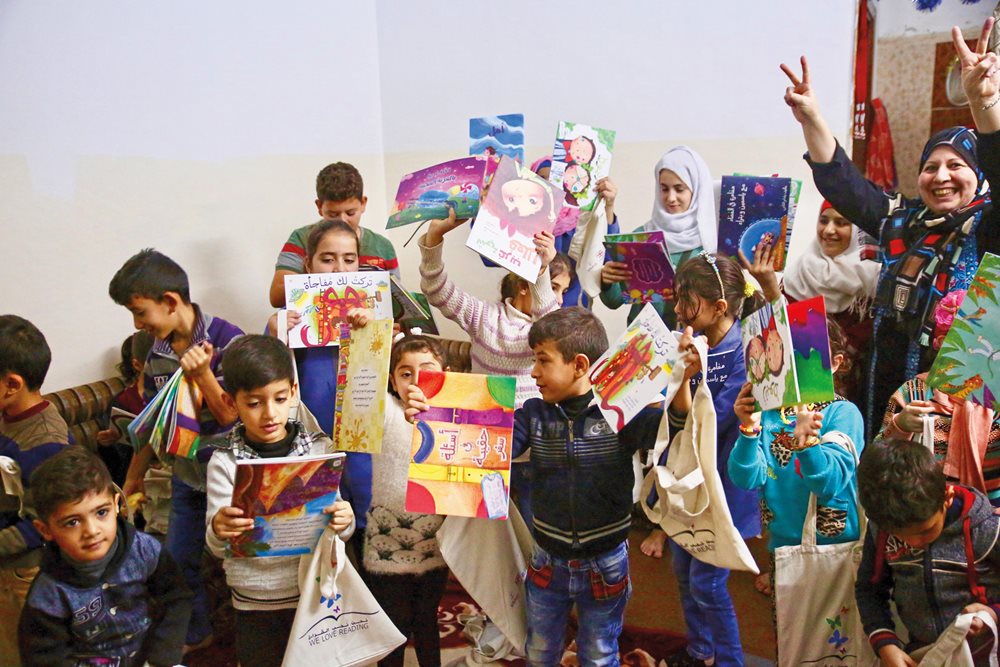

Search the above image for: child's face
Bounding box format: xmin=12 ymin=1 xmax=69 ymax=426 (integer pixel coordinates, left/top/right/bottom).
xmin=232 ymin=379 xmax=296 ymax=444
xmin=674 ymin=292 xmax=721 ymax=332
xmin=893 ymin=504 xmax=948 ymax=549
xmin=316 ymin=196 xmax=367 ymax=230
xmin=35 ymin=490 xmax=119 ymax=563
xmin=306 ymin=230 xmax=360 ymax=274
xmin=530 ymin=340 xmax=584 ymax=404
xmin=125 ymin=296 xmax=177 ymax=341
xmin=816 ymin=207 xmax=852 ymax=258
xmin=569 ymin=137 xmax=595 ymax=164
xmin=502 ymin=179 xmax=545 ymax=217
xmin=658 ymin=169 xmax=693 ymax=214
xmin=390 ymin=350 xmax=443 ymax=398
xmin=551 ymin=272 xmax=572 ymax=306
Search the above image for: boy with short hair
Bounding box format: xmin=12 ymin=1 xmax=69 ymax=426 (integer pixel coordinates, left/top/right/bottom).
xmin=19 ymin=447 xmax=192 ymax=667
xmin=269 ymin=161 xmax=401 ymax=307
xmin=206 ymin=334 xmax=354 ymax=667
xmin=109 ymin=248 xmax=245 ymax=652
xmin=0 ymin=314 xmax=70 ymax=666
xmin=856 ymin=439 xmax=1000 ymax=664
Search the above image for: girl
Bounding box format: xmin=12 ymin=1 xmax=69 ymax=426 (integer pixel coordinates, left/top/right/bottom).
xmin=728 ymin=319 xmax=865 ymax=657
xmin=363 ymin=334 xmax=450 ymax=667
xmin=781 ymin=20 xmax=1000 ymax=436
xmin=650 ymin=253 xmax=764 ymax=667
xmin=600 ymin=145 xmax=717 ymax=328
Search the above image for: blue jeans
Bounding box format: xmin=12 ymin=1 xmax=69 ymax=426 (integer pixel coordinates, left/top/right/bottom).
xmin=166 ymin=476 xmax=212 ymax=644
xmin=525 ymin=541 xmax=630 ymax=667
xmin=669 ymin=541 xmax=743 ymax=666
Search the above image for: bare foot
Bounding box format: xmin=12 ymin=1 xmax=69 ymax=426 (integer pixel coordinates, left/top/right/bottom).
xmin=754 ymin=572 xmax=771 ymax=596
xmin=640 ymin=529 xmax=666 ymax=558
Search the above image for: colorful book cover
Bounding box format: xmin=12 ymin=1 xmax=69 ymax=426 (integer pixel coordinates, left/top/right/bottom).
xmin=332 ymin=319 xmax=393 ymax=454
xmin=590 ymin=304 xmax=680 ymax=432
xmin=126 ymin=369 xmax=203 ymax=459
xmin=228 ymin=453 xmax=346 ymax=558
xmin=718 ymin=175 xmax=793 ymax=270
xmin=603 ymin=230 xmax=666 ymax=246
xmin=469 ymin=114 xmax=525 ymax=163
xmin=742 ymin=298 xmax=796 ymax=411
xmin=389 ymin=275 xmax=432 ymax=322
xmin=404 ymin=292 xmax=439 ymax=335
xmin=406 ymin=370 xmax=515 ymax=519
xmin=548 ymin=121 xmax=616 ymax=213
xmin=466 ymin=155 xmax=564 ymax=282
xmin=602 ymin=239 xmax=675 ymax=304
xmin=284 ymin=271 xmax=392 ymax=348
xmin=786 ymin=296 xmax=835 ymax=405
xmin=926 ymin=253 xmax=1000 ymax=410
xmin=387 ymin=157 xmax=488 ymax=229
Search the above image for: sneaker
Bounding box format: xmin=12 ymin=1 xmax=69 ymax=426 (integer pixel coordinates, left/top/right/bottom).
xmin=664 ymin=649 xmax=711 ymax=667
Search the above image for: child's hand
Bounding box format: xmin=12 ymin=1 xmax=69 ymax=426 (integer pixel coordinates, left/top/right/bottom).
xmin=535 ymin=231 xmax=557 ymax=270
xmin=893 ymin=400 xmax=935 ymax=434
xmin=877 ymin=644 xmax=916 ymax=667
xmin=963 ymin=602 xmax=998 ymax=634
xmin=601 ymin=261 xmax=631 ymax=287
xmin=596 ymin=177 xmax=617 ymax=217
xmin=425 ymin=206 xmax=469 ymax=246
xmin=324 ymin=500 xmax=354 ymax=534
xmin=403 ymin=383 xmax=430 ymax=423
xmin=780 ymin=56 xmax=822 ymax=125
xmin=678 ymin=327 xmax=703 ymax=381
xmin=347 ymin=308 xmax=371 ymax=329
xmin=793 ymin=404 xmax=823 ymax=449
xmin=212 ymin=507 xmax=254 ymax=540
xmin=180 ymin=342 xmax=214 ymax=380
xmin=122 ymin=474 xmax=145 ymax=502
xmin=734 ymin=383 xmax=760 ymax=430
xmin=286 ymin=310 xmax=301 ymax=331
xmin=739 ymin=242 xmax=780 ymax=302
xmin=96 ymin=426 xmax=120 ymax=446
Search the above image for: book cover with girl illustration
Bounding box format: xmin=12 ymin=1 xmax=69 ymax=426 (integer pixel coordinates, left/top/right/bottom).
xmin=465 ymin=155 xmax=563 ymax=281
xmin=387 ymin=157 xmax=489 ymax=229
xmin=406 ymin=370 xmax=516 ymax=519
xmin=548 ymin=120 xmax=616 ymax=214
xmin=590 ymin=304 xmax=682 ymax=432
xmin=469 ymin=113 xmax=525 ymax=162
xmin=284 ymin=271 xmax=392 ymax=348
xmin=228 ymin=452 xmax=346 ymax=558
xmin=719 ymin=175 xmax=794 ymax=270
xmin=926 ymin=253 xmax=1000 ymax=410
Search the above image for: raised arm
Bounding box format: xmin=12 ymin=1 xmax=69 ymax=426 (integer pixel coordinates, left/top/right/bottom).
xmin=781 ymin=56 xmax=837 ymax=163
xmin=954 ymin=18 xmax=1000 ymax=134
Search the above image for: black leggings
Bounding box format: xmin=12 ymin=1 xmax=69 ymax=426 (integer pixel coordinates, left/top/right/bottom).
xmin=233 ymin=607 xmax=297 ymax=667
xmin=365 ymin=567 xmax=450 ymax=667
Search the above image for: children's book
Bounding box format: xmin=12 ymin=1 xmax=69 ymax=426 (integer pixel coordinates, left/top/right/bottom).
xmin=602 ymin=239 xmax=675 ymax=304
xmin=406 ymin=370 xmax=515 ymax=520
xmin=548 ymin=121 xmax=616 ymax=214
xmin=718 ymin=175 xmax=794 ymax=270
xmin=389 ymin=274 xmax=432 ymax=322
xmin=742 ymin=296 xmax=835 ymax=410
xmin=127 ymin=369 xmax=203 ymax=459
xmin=466 ymin=155 xmax=564 ymax=282
xmin=469 ymin=114 xmax=525 ymax=163
xmin=110 ymin=407 xmax=137 ymax=446
xmin=332 ymin=319 xmax=393 ymax=454
xmin=404 ymin=292 xmax=439 ymax=335
xmin=386 ymin=157 xmax=489 ymax=229
xmin=228 ymin=452 xmax=346 ymax=558
xmin=590 ymin=304 xmax=682 ymax=432
xmin=926 ymin=253 xmax=1000 ymax=410
xmin=603 ymin=230 xmax=666 ymax=246
xmin=284 ymin=271 xmax=392 ymax=348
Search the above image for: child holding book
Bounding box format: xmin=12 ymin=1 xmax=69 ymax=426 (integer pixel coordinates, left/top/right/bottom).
xmin=206 ymin=334 xmax=354 ymax=667
xmin=363 ymin=334 xmax=449 ymax=667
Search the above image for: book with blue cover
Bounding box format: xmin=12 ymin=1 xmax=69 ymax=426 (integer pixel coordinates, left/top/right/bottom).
xmin=719 ymin=175 xmax=794 ymax=270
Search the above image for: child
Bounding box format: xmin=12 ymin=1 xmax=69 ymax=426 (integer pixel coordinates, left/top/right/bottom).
xmin=404 ymin=307 xmax=661 ymax=664
xmin=856 ymin=440 xmax=1000 ymax=664
xmin=19 ymin=446 xmax=192 ymax=667
xmin=0 ymin=315 xmax=71 ymax=666
xmin=96 ymin=331 xmax=154 ymax=485
xmin=269 ymin=161 xmax=400 ymax=307
xmin=109 ymin=248 xmax=245 ymax=652
xmin=363 ymin=334 xmax=449 ymax=667
xmin=206 ymin=334 xmax=354 ymax=667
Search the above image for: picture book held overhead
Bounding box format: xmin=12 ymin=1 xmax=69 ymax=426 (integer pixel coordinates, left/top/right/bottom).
xmin=469 ymin=114 xmax=525 ymax=163
xmin=548 ymin=120 xmax=616 ymax=216
xmin=719 ymin=175 xmax=795 ymax=270
xmin=387 ymin=157 xmax=489 ymax=229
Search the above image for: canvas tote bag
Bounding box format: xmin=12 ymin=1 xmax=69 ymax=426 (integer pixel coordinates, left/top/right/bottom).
xmin=774 ymin=433 xmax=878 ymax=667
xmin=640 ymin=336 xmax=758 ymax=573
xmin=282 ymin=527 xmax=405 ymax=667
xmin=911 ymin=611 xmax=999 ymax=667
xmin=567 ymin=197 xmax=608 ymax=302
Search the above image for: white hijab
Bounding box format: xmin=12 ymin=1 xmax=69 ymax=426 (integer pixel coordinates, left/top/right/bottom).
xmin=782 ymin=222 xmax=880 ymax=314
xmin=642 ymin=146 xmax=717 ymax=253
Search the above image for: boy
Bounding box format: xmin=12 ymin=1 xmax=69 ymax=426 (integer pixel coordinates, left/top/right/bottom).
xmin=268 ymin=161 xmax=400 ymax=307
xmin=108 ymin=248 xmax=245 ymax=652
xmin=206 ymin=335 xmax=354 ymax=667
xmin=19 ymin=447 xmax=192 ymax=667
xmin=0 ymin=315 xmax=71 ymax=666
xmin=856 ymin=439 xmax=1000 ymax=665
xmin=405 ymin=307 xmax=660 ymax=665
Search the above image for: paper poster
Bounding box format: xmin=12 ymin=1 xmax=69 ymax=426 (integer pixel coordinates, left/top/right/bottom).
xmin=926 ymin=253 xmax=1000 ymax=410
xmin=786 ymin=297 xmax=835 ymax=405
xmin=719 ymin=175 xmax=793 ymax=270
xmin=406 ymin=371 xmax=515 ymax=519
xmin=548 ymin=120 xmax=616 ymax=213
xmin=590 ymin=304 xmax=681 ymax=432
xmin=284 ymin=271 xmax=392 ymax=348
xmin=742 ymin=298 xmax=796 ymax=411
xmin=469 ymin=114 xmax=525 ymax=163
xmin=466 ymin=155 xmax=563 ymax=282
xmin=228 ymin=453 xmax=345 ymax=558
xmin=332 ymin=320 xmax=393 ymax=454
xmin=386 ymin=157 xmax=488 ymax=229
xmin=603 ymin=239 xmax=675 ymax=304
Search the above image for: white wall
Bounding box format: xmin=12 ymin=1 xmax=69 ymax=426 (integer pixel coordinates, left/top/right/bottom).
xmin=875 ymin=0 xmax=994 ymax=38
xmin=0 ymin=0 xmax=859 ymax=391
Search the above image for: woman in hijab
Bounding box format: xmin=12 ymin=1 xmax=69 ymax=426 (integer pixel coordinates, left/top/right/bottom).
xmin=599 ymin=145 xmax=717 ymax=327
xmin=781 ymin=19 xmax=1000 ymax=437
